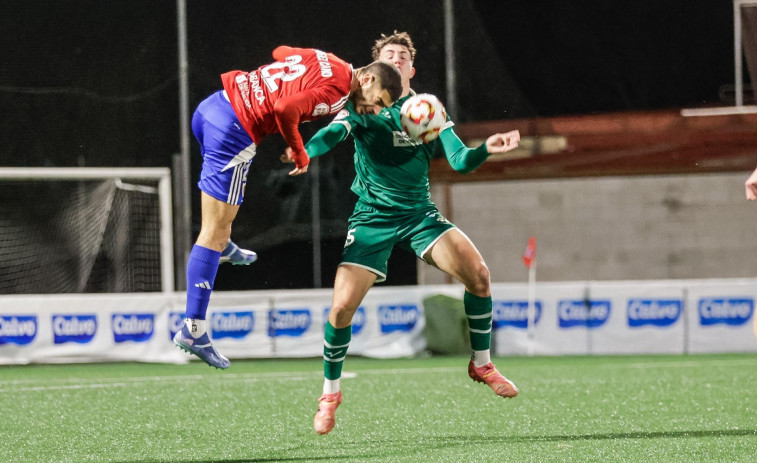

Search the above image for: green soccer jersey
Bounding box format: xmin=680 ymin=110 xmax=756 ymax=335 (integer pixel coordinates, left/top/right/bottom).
xmin=304 ymin=94 xmax=492 ymax=211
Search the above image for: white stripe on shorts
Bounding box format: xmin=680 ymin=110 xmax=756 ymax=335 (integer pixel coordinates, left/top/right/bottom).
xmin=227 ymin=163 xmax=247 ymax=204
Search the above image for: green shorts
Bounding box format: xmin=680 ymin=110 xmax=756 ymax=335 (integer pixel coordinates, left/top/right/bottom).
xmin=341 ymin=202 xmax=456 ymax=282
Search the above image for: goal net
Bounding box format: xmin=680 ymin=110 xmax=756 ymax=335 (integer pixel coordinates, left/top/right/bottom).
xmin=0 ymin=168 xmax=174 ymax=294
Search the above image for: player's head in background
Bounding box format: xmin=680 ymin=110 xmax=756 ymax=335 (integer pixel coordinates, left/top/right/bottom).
xmin=350 ymin=60 xmax=402 ymax=114
xmin=372 ymin=31 xmax=416 ymax=97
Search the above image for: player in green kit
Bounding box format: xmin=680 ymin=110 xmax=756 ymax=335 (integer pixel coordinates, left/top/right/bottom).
xmin=284 ymin=31 xmax=521 ymax=435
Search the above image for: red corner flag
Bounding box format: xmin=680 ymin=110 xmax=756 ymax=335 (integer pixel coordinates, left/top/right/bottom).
xmin=522 ymin=236 xmax=536 ymax=268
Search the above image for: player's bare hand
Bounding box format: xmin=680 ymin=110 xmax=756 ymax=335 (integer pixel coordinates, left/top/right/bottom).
xmin=289 ymin=165 xmax=308 ymax=176
xmin=486 ymin=130 xmax=520 ymax=154
xmin=746 ymin=167 xmax=757 ymax=200
xmin=280 ymin=147 xmax=294 ymax=164
xmin=281 ymin=147 xmax=308 ymax=175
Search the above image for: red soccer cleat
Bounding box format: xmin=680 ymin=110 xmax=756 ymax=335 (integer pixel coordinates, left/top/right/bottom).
xmin=314 ymin=391 xmax=343 ymax=435
xmin=468 ymin=360 xmax=519 ymax=398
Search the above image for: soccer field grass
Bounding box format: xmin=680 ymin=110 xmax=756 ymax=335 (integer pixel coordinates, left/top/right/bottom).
xmin=0 ymin=354 xmax=755 ymax=462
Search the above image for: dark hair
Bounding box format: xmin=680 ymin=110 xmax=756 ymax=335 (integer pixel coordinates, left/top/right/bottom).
xmin=364 ymin=60 xmax=403 ymax=103
xmin=371 ymin=31 xmax=416 ymax=61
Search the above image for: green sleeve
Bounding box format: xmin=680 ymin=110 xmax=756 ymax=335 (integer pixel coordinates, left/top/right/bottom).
xmin=304 ymin=122 xmax=350 ymax=158
xmin=440 ymin=127 xmax=490 ymax=174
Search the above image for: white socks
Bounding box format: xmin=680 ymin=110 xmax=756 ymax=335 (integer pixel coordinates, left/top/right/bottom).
xmin=323 ymin=378 xmax=341 ymax=395
xmin=472 ymin=349 xmax=491 ymax=367
xmin=185 ymin=318 xmax=207 ymax=338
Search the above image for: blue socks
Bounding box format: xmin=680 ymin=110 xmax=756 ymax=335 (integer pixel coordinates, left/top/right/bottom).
xmin=185 ymin=244 xmax=221 ymax=320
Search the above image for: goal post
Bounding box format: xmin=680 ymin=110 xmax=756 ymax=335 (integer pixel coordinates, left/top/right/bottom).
xmin=682 ymin=0 xmax=757 ymax=116
xmin=0 ymin=167 xmax=174 ymax=293
xmin=734 ymin=0 xmax=757 ymax=106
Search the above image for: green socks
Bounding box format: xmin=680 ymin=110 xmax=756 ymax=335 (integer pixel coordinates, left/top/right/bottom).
xmin=464 ymin=291 xmax=493 ymax=352
xmin=323 ymin=321 xmax=351 ymax=381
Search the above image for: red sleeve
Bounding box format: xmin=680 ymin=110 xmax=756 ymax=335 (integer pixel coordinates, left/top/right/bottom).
xmin=272 ymin=45 xmax=298 ymax=61
xmin=273 ymin=91 xmax=311 ymax=169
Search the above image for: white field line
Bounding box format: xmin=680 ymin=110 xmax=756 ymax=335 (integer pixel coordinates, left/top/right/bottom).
xmin=1 ymin=359 xmax=754 ymax=393
xmin=625 ymin=359 xmax=757 ymax=369
xmin=0 ymin=367 xmax=458 ymax=393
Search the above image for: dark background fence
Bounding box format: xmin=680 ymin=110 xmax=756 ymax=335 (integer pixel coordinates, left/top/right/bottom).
xmin=0 ymin=0 xmax=738 ymax=290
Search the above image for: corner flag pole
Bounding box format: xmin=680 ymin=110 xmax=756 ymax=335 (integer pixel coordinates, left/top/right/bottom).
xmin=522 ymin=237 xmax=537 ymax=356
xmin=527 ymin=257 xmax=537 ymax=356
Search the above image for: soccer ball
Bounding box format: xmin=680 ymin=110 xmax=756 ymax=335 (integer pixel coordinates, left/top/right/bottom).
xmin=400 ymin=93 xmax=447 ymax=143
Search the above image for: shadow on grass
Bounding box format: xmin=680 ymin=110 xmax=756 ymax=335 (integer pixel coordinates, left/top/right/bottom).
xmin=114 ymin=429 xmax=757 ymax=462
xmin=115 ymin=457 xmax=354 ymax=463
xmin=510 ymin=428 xmax=757 ymax=442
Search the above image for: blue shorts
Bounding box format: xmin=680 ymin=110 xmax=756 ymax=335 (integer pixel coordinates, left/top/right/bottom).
xmin=191 ymin=90 xmax=257 ymax=205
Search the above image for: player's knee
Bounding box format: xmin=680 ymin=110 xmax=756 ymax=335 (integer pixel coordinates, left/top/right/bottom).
xmin=329 ymin=304 xmax=357 ymax=328
xmin=467 ymin=261 xmax=491 ymax=296
xmin=197 ymin=224 xmax=232 ymax=251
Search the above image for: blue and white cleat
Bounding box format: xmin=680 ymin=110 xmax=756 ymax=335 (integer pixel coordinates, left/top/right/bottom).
xmin=173 ymin=324 xmax=230 ymax=369
xmin=219 ymin=239 xmax=258 ymax=265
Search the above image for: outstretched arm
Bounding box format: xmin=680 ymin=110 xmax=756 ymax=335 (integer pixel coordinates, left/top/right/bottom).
xmin=281 ymin=122 xmax=350 ymax=176
xmin=442 ymin=128 xmax=520 ymax=174
xmin=746 ymin=166 xmax=757 ymax=200
xmin=306 ymin=123 xmax=350 ymax=159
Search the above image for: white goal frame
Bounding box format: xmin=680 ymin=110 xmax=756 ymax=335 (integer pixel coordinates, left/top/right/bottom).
xmin=682 ymin=0 xmax=757 ymax=116
xmin=0 ymin=167 xmax=174 ymax=293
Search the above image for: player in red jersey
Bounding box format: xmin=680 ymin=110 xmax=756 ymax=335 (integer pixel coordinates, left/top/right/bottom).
xmin=173 ymin=46 xmax=402 ymax=369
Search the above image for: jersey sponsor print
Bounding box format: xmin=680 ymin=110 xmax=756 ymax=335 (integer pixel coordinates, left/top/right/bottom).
xmin=0 ymin=315 xmax=37 ymax=345
xmin=268 ymin=309 xmax=311 ymax=337
xmin=212 ymin=311 xmax=254 ymax=340
xmin=698 ymin=298 xmax=754 ymax=326
xmin=558 ymin=300 xmax=611 ymax=329
xmin=392 ymin=130 xmax=423 ymax=147
xmin=627 ymin=299 xmax=682 ymax=328
xmin=112 ymin=313 xmax=154 ymax=343
xmin=329 ymin=96 xmax=437 ymax=211
xmin=52 ymin=314 xmax=97 ymax=344
xmin=378 ymin=304 xmax=419 ymax=334
xmin=492 ymin=300 xmax=542 ymax=329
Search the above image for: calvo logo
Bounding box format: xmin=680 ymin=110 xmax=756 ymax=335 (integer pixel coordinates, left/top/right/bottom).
xmin=378 ymin=305 xmax=419 ymax=334
xmin=53 ymin=314 xmax=97 ymax=344
xmin=627 ymin=299 xmax=682 ymax=328
xmin=211 ymin=311 xmax=254 ymax=340
xmin=558 ymin=300 xmax=611 ymax=329
xmin=169 ymin=312 xmax=184 ymax=340
xmin=268 ymin=309 xmax=311 ymax=337
xmin=698 ymin=298 xmax=753 ymax=327
xmin=323 ymin=306 xmax=366 ymax=335
xmin=112 ymin=313 xmax=154 ymax=343
xmin=0 ymin=315 xmax=37 ymax=345
xmin=492 ymin=300 xmax=542 ymax=330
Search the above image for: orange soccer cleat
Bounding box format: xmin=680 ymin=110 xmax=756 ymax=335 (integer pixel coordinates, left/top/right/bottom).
xmin=468 ymin=360 xmax=519 ymax=398
xmin=313 ymin=391 xmax=343 ymax=435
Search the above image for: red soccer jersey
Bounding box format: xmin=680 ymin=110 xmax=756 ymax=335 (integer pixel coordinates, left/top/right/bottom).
xmin=221 ymin=46 xmax=353 ymax=164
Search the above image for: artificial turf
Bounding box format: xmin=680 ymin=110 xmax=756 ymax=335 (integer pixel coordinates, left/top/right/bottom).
xmin=0 ymin=354 xmax=755 ymax=462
